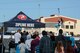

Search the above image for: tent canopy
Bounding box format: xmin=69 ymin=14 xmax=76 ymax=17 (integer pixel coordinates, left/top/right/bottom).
xmin=4 ymin=11 xmax=45 ymax=28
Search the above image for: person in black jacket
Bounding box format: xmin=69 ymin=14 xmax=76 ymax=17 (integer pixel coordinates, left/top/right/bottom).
xmin=9 ymin=39 xmax=15 ymax=53
xmin=39 ymin=31 xmax=51 ymax=53
xmin=0 ymin=38 xmax=5 ymax=53
xmin=55 ymin=29 xmax=66 ymax=48
xmin=49 ymin=31 xmax=56 ymax=53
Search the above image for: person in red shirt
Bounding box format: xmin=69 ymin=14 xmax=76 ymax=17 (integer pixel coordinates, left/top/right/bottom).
xmin=31 ymin=31 xmax=40 ymax=53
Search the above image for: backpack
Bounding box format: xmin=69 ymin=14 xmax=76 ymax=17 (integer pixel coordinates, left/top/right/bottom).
xmin=9 ymin=40 xmax=15 ymax=48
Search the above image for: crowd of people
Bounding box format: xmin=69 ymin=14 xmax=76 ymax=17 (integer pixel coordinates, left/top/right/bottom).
xmin=0 ymin=29 xmax=80 ymax=53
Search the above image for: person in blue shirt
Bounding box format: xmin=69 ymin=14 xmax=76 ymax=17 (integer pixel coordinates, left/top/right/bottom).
xmin=70 ymin=32 xmax=75 ymax=47
xmin=70 ymin=32 xmax=78 ymax=53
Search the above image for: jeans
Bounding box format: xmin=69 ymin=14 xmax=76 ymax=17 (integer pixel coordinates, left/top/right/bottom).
xmin=15 ymin=43 xmax=18 ymax=49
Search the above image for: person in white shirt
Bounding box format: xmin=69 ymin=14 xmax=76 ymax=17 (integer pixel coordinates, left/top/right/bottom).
xmin=27 ymin=34 xmax=31 ymax=40
xmin=39 ymin=33 xmax=43 ymax=39
xmin=14 ymin=29 xmax=21 ymax=48
xmin=18 ymin=38 xmax=26 ymax=53
xmin=25 ymin=35 xmax=33 ymax=53
xmin=25 ymin=39 xmax=33 ymax=50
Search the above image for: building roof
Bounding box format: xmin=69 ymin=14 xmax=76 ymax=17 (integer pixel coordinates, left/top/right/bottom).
xmin=45 ymin=15 xmax=77 ymax=23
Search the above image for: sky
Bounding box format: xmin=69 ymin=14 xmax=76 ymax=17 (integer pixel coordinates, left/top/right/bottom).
xmin=0 ymin=0 xmax=80 ymax=22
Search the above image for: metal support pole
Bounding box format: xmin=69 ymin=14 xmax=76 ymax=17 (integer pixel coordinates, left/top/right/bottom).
xmin=38 ymin=4 xmax=40 ymax=17
xmin=2 ymin=24 xmax=4 ymax=53
xmin=2 ymin=15 xmax=5 ymax=53
xmin=57 ymin=8 xmax=60 ymax=31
